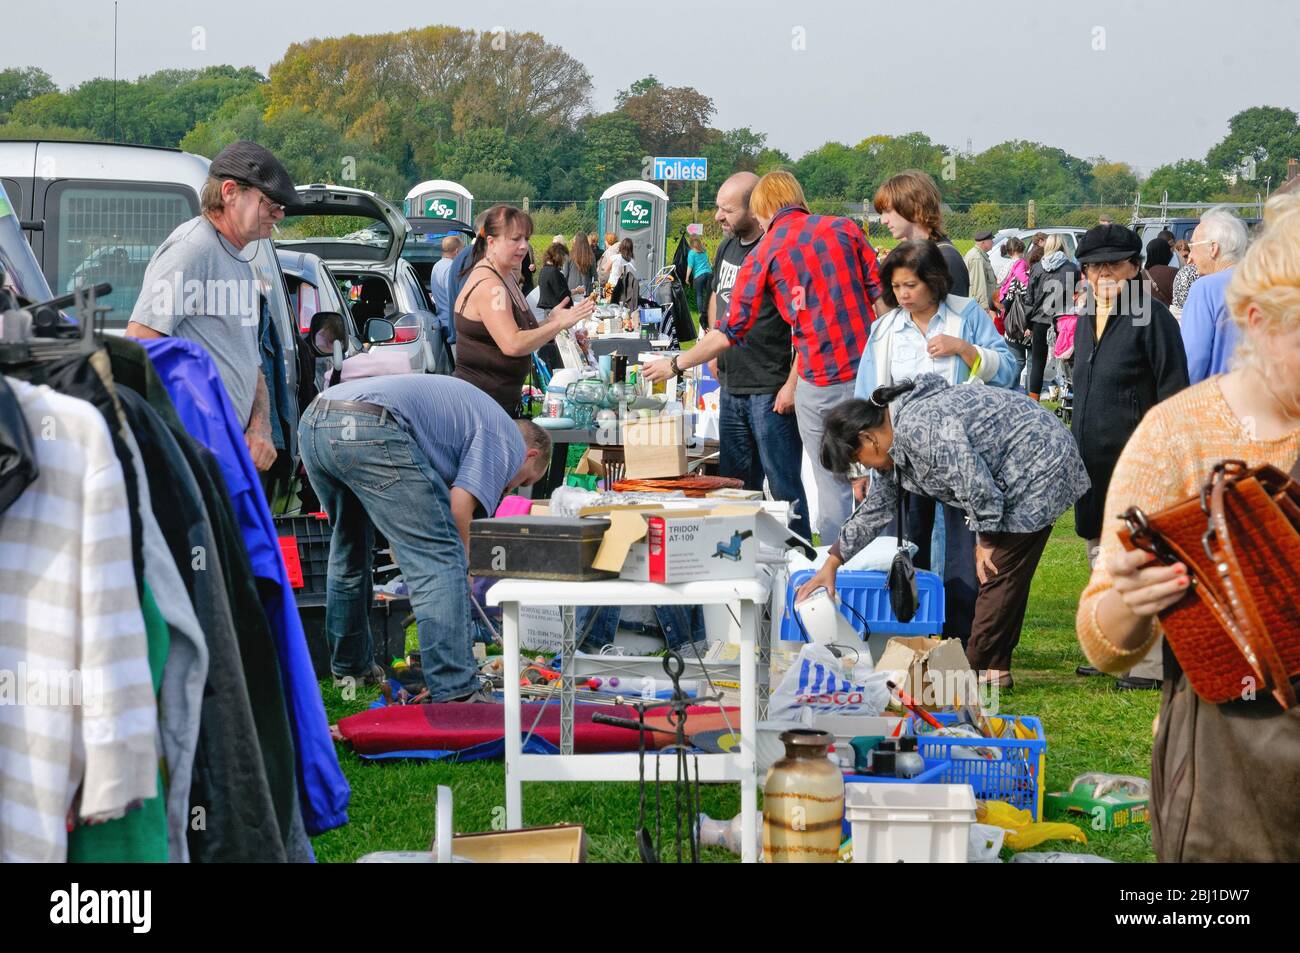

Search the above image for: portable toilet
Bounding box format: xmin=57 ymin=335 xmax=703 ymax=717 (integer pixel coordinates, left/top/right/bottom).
xmin=404 ymin=180 xmax=474 ymax=224
xmin=597 ymin=181 xmax=669 ymax=282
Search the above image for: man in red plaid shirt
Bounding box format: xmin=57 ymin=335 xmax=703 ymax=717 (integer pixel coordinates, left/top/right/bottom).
xmin=645 ymin=171 xmax=883 ymax=541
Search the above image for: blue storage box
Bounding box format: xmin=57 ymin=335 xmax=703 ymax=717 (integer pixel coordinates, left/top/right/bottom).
xmin=907 ymin=713 xmax=1047 ymax=818
xmin=780 ymin=568 xmax=945 ymax=641
xmin=844 ymin=756 xmax=951 ymax=785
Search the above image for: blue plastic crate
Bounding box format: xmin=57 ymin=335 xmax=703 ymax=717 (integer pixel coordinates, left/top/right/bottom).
xmin=907 ymin=713 xmax=1047 ymax=818
xmin=844 ymin=756 xmax=951 ymax=785
xmin=780 ymin=568 xmax=945 ymax=641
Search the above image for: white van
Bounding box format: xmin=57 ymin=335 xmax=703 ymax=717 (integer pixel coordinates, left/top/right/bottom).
xmin=0 ymin=138 xmax=299 ymax=405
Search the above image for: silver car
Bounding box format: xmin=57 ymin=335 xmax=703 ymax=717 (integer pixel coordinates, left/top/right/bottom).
xmin=988 ymin=226 xmax=1087 ymax=285
xmin=276 ymin=184 xmax=453 ymax=375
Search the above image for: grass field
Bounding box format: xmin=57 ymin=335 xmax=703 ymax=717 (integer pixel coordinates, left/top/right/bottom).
xmin=311 ymin=510 xmax=1159 ymax=864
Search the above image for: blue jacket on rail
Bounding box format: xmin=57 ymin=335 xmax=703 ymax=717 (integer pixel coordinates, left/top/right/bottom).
xmin=142 ymin=338 xmax=350 ymax=836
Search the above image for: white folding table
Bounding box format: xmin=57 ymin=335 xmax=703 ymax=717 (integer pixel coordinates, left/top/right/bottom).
xmin=486 ymin=575 xmax=773 ymax=863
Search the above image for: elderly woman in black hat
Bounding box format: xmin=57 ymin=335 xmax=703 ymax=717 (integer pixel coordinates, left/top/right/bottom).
xmin=1070 ymin=222 xmax=1189 ymax=686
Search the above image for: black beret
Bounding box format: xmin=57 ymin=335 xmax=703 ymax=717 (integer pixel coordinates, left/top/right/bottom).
xmin=1075 ymin=223 xmax=1143 ymax=264
xmin=974 ymin=230 xmax=995 ymax=242
xmin=209 ymin=140 xmax=297 ymax=207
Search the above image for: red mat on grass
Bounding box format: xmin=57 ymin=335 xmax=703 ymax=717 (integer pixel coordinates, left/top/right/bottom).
xmin=337 ymin=703 xmax=739 ymax=755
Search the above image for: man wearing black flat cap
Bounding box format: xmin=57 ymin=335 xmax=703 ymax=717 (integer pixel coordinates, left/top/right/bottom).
xmin=964 ymin=230 xmax=998 ymax=313
xmin=1070 ymin=222 xmax=1188 ymax=689
xmin=127 ymin=140 xmax=297 ymax=472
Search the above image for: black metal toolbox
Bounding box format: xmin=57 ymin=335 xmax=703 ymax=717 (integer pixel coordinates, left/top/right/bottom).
xmin=469 ymin=516 xmax=616 ymax=581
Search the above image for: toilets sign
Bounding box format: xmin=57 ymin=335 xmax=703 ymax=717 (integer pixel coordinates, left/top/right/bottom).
xmin=652 ymin=156 xmax=708 ymax=181
xmin=619 ymin=198 xmax=653 ymax=230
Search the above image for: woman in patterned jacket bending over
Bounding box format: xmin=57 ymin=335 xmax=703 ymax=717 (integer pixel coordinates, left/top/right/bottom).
xmin=796 ymin=373 xmax=1090 ymax=689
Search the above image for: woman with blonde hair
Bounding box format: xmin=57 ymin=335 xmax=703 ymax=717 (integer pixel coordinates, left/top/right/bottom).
xmin=643 ymin=169 xmax=886 ymax=542
xmin=1025 ymin=233 xmax=1080 ymax=401
xmin=1075 ymin=193 xmax=1300 ymax=861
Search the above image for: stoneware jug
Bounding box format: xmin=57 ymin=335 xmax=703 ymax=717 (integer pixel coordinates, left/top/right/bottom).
xmin=763 ymin=728 xmax=844 ymax=862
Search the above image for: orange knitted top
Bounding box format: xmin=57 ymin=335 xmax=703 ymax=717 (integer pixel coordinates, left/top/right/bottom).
xmin=1076 ymin=376 xmax=1300 ymax=672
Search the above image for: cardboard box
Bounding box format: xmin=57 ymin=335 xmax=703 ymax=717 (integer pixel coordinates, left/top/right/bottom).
xmin=1045 ymin=779 xmax=1150 ymax=832
xmin=874 ymin=636 xmax=976 ymax=709
xmin=622 ymin=415 xmax=688 ymax=479
xmin=589 ymin=504 xmax=792 ymax=584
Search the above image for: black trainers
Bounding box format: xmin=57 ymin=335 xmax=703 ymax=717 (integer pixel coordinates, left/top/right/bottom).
xmin=1116 ymin=675 xmax=1162 ymax=691
xmin=1075 ymin=665 xmax=1105 ymax=677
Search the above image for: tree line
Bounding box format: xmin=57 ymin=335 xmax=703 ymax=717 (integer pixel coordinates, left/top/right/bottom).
xmin=2 ymin=26 xmax=1297 ymax=209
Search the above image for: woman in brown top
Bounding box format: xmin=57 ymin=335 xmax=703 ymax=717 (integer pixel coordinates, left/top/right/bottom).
xmin=453 ymin=205 xmax=594 ymax=414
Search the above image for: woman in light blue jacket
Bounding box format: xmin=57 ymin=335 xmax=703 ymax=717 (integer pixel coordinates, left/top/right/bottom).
xmin=850 ymin=239 xmax=1016 ymax=645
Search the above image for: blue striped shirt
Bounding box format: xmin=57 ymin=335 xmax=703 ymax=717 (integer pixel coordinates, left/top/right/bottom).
xmin=320 ymin=375 xmax=525 ymax=512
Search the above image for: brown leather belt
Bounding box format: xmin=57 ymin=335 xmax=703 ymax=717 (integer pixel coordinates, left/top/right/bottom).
xmin=310 ymin=398 xmax=390 ymax=422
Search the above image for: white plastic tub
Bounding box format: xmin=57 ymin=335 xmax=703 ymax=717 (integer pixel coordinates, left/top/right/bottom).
xmin=846 ymin=783 xmax=977 ymax=863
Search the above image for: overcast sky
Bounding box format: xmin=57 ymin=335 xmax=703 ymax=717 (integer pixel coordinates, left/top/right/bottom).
xmin=7 ymin=0 xmax=1298 ymax=175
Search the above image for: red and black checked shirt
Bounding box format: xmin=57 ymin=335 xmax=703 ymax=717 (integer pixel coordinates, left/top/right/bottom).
xmin=720 ymin=206 xmax=882 ymax=386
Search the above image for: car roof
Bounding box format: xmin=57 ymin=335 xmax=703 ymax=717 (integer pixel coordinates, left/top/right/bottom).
xmin=0 ymin=139 xmax=209 ymax=191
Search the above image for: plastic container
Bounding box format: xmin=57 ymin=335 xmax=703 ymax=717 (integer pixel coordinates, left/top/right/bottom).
xmin=845 ymin=782 xmax=977 ymax=863
xmin=908 ymin=713 xmax=1048 ymax=819
xmin=780 ymin=569 xmax=945 ymax=643
xmin=275 ymin=513 xmax=332 ymax=608
xmin=845 ymin=756 xmax=951 ymax=785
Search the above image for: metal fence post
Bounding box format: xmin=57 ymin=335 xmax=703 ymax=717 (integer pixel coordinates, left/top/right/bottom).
xmin=1027 ymin=199 xmax=1036 ymax=228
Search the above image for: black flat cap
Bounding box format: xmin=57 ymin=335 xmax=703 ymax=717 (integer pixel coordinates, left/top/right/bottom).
xmin=209 ymin=140 xmax=297 ymax=207
xmin=1075 ymin=223 xmax=1143 ymax=264
xmin=974 ymin=230 xmax=995 ymax=242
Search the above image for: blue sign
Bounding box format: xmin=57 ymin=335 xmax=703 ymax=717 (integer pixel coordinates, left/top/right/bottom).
xmin=653 ymin=157 xmax=708 ymax=181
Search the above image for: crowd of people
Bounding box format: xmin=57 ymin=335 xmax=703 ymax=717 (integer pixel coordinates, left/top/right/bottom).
xmin=119 ymin=138 xmax=1300 ymax=862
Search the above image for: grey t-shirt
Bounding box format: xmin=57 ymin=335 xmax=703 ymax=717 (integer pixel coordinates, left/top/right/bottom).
xmin=130 ymin=216 xmax=262 ymax=425
xmin=318 ymin=374 xmax=526 ymax=514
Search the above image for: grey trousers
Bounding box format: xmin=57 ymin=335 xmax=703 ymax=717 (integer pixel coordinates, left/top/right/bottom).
xmin=1087 ymin=537 xmax=1165 ymax=681
xmin=794 ymin=376 xmax=856 ymax=543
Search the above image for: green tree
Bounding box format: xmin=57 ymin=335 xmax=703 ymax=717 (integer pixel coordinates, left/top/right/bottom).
xmin=794 ymin=141 xmax=868 ymax=199
xmin=562 ymin=112 xmax=645 ymax=198
xmin=961 ymin=140 xmax=1092 ymax=204
xmin=459 ymin=171 xmax=533 ymax=203
xmin=618 ymin=81 xmax=715 ymax=157
xmin=0 ymin=67 xmax=57 ymax=122
xmin=1141 ymin=159 xmax=1225 ymax=203
xmin=615 ymin=76 xmax=661 ymax=109
xmin=1090 ymin=160 xmax=1140 ymax=205
xmin=9 ymin=67 xmax=262 ymax=147
xmin=1205 ymin=106 xmax=1300 ymax=189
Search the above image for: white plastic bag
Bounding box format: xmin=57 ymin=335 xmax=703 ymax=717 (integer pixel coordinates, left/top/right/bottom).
xmin=769 ymin=641 xmax=894 ymax=721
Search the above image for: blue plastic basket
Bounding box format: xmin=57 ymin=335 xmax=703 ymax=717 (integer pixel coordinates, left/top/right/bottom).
xmin=907 ymin=713 xmax=1047 ymax=818
xmin=844 ymin=756 xmax=951 ymax=785
xmin=780 ymin=568 xmax=945 ymax=641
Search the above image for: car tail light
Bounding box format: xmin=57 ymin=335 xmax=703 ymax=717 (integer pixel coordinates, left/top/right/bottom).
xmin=388 ymin=312 xmax=421 ymax=345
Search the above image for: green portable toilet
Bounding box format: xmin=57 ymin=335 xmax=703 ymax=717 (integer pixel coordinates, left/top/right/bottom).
xmin=404 ymin=180 xmax=474 ymax=223
xmin=597 ymin=180 xmax=669 ymax=282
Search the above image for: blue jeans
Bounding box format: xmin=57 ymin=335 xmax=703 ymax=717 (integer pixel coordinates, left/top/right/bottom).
xmin=718 ymin=389 xmax=813 ymax=541
xmin=575 ymin=605 xmax=706 ymax=653
xmin=298 ymin=405 xmax=479 ymax=702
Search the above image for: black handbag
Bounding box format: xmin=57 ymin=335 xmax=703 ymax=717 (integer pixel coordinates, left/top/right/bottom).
xmin=888 ymin=479 xmax=918 ymax=623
